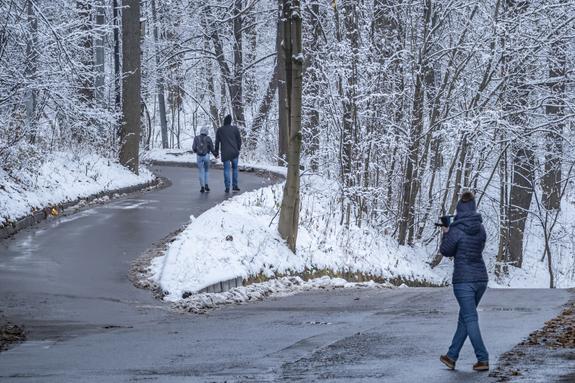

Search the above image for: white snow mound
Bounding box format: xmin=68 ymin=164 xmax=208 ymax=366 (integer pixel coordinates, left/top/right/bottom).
xmin=151 ymin=174 xmax=449 ymax=301
xmin=0 ymin=151 xmax=154 ymax=224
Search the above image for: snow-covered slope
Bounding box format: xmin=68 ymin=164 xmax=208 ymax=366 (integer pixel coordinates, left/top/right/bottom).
xmin=0 ymin=151 xmax=154 ymax=224
xmin=151 ymin=174 xmax=450 ymax=301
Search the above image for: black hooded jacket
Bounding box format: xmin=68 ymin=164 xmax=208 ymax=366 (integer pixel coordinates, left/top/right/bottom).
xmin=215 ymin=124 xmax=241 ymax=161
xmin=440 ymin=199 xmax=488 ymax=284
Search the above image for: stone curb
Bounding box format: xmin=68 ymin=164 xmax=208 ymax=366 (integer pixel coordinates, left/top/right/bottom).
xmin=0 ymin=177 xmax=163 ymax=241
xmin=196 ymin=277 xmax=244 ymax=295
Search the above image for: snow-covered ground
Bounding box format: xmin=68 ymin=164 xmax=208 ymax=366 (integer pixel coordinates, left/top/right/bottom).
xmin=151 ymin=172 xmax=451 ymax=301
xmin=143 ymin=147 xmax=288 ymax=175
xmin=142 ymin=148 xmax=196 ymax=164
xmin=487 ymin=197 xmax=575 ymax=288
xmin=143 ymin=149 xmax=575 ymax=298
xmin=0 ymin=151 xmax=154 ymax=225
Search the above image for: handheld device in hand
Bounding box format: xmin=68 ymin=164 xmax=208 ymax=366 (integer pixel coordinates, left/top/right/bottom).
xmin=434 ymin=215 xmax=454 ymax=228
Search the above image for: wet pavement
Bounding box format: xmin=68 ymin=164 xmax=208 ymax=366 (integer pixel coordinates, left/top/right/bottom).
xmin=0 ymin=166 xmax=572 ymax=382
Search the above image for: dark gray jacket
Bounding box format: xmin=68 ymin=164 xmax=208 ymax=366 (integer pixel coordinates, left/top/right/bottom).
xmin=192 ymin=132 xmax=214 ymax=156
xmin=215 ymin=124 xmax=241 ymax=161
xmin=440 ymin=199 xmax=488 ymax=284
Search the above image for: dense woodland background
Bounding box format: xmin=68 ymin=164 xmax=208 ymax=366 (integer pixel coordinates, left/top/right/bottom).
xmin=1 ymin=0 xmax=574 ymax=286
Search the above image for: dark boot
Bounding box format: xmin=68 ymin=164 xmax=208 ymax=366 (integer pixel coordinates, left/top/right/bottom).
xmin=440 ymin=355 xmax=456 ymax=370
xmin=200 ymin=186 xmax=205 ymax=193
xmin=473 ymin=361 xmax=489 ymax=371
xmin=205 ymin=184 xmax=210 ymax=192
xmin=232 ymin=186 xmax=240 ymax=192
xmin=225 ymin=188 xmax=230 ymax=193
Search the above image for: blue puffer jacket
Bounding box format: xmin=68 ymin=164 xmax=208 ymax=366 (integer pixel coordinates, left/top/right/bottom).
xmin=440 ymin=199 xmax=488 ymax=284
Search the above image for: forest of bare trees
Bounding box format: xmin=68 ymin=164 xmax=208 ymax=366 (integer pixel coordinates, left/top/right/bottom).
xmin=1 ymin=0 xmax=574 ymax=286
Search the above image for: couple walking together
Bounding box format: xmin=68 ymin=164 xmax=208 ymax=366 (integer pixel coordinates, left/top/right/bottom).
xmin=192 ymin=115 xmax=241 ymax=194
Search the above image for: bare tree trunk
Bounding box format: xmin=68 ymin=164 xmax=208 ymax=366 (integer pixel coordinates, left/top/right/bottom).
xmin=77 ymin=0 xmax=94 ymax=103
xmin=341 ymin=2 xmax=359 ymax=192
xmin=231 ymin=0 xmax=245 ymax=134
xmin=303 ymin=2 xmax=323 ymax=172
xmin=247 ymin=67 xmax=278 ymax=151
xmin=397 ymin=0 xmax=433 ymax=245
xmin=508 ymin=143 xmax=535 ymax=268
xmin=113 ymin=0 xmax=121 ymax=111
xmin=151 ymin=0 xmax=169 ymax=149
xmin=177 ymin=107 xmax=181 ymax=149
xmin=244 ymin=4 xmax=257 ymax=106
xmin=500 ymin=0 xmax=533 ymax=270
xmin=25 ymin=0 xmax=38 ymax=143
xmin=205 ymin=5 xmax=245 ymax=139
xmin=447 ymin=135 xmax=469 ymax=214
xmin=277 ymin=2 xmax=289 ymax=164
xmin=373 ymin=0 xmax=403 ymax=219
xmin=119 ymin=0 xmax=141 ymax=174
xmin=278 ymin=0 xmax=303 ymax=253
xmin=143 ymin=100 xmax=152 ymax=150
xmin=496 ymin=133 xmax=510 ymax=276
xmin=94 ymin=0 xmax=105 ymax=102
xmin=542 ymin=37 xmax=565 ymax=211
xmin=208 ymin=73 xmax=220 ymax=135
xmin=201 ymin=15 xmax=220 ymax=135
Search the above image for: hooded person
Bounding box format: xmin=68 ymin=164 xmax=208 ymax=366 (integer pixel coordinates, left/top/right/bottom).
xmin=214 ymin=114 xmax=242 ymax=193
xmin=439 ymin=191 xmax=490 ymax=372
xmin=192 ymin=126 xmax=216 ymax=193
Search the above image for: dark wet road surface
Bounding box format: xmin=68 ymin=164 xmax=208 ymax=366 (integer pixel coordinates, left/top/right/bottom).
xmin=0 ymin=166 xmax=571 ymax=382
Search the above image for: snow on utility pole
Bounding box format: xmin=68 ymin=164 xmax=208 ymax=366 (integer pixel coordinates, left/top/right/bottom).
xmin=119 ymin=0 xmax=141 ymax=174
xmin=278 ymin=0 xmax=303 ymax=253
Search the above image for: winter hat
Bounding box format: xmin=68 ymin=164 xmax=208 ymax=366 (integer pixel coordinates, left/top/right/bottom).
xmin=456 ymin=190 xmax=476 ymax=215
xmin=200 ymin=126 xmax=209 ymax=135
xmin=223 ymin=114 xmax=232 ymax=126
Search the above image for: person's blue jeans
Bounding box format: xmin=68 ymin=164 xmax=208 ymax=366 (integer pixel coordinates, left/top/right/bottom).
xmin=223 ymin=157 xmax=239 ymax=189
xmin=197 ymin=154 xmax=210 ymax=187
xmin=447 ymin=282 xmax=489 ymax=362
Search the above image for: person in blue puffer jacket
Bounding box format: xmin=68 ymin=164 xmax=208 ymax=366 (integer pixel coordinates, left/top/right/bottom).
xmin=439 ymin=191 xmax=490 ymax=372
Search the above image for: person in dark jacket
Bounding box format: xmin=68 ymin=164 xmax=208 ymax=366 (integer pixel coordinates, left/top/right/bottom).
xmin=214 ymin=114 xmax=242 ymax=193
xmin=439 ymin=191 xmax=490 ymax=372
xmin=192 ymin=126 xmax=216 ymax=193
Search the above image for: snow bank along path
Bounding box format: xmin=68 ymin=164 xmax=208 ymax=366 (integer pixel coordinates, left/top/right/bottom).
xmin=0 ymin=151 xmax=156 ymax=239
xmin=147 ymin=152 xmax=449 ymax=303
xmin=146 ymin=148 xmax=575 ymax=291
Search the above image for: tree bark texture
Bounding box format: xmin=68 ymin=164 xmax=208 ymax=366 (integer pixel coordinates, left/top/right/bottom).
xmin=119 ymin=0 xmax=141 ymax=174
xmin=278 ymin=0 xmax=303 ymax=253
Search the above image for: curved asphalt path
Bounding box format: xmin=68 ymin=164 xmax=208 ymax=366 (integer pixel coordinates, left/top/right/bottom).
xmin=0 ymin=165 xmax=572 ymax=382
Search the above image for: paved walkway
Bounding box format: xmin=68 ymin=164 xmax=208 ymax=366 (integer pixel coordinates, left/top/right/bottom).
xmin=0 ymin=166 xmax=571 ymax=382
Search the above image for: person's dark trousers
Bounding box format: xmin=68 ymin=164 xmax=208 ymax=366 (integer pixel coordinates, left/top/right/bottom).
xmin=223 ymin=157 xmax=239 ymax=189
xmin=447 ymin=282 xmax=489 ymax=362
